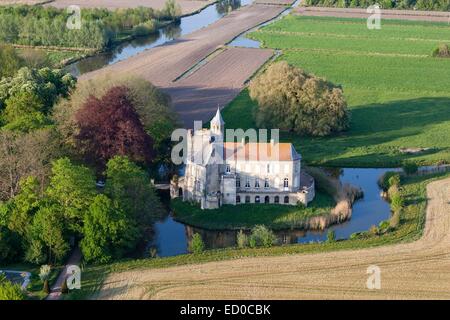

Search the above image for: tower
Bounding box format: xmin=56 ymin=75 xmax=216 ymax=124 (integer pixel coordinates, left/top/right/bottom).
xmin=210 ymin=106 xmax=225 ymax=139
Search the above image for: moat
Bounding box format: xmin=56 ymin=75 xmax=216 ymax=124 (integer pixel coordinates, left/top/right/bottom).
xmin=149 ymin=168 xmax=397 ymax=257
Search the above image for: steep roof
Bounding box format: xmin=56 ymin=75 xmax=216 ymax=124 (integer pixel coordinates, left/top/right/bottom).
xmin=210 ymin=107 xmax=225 ymax=126
xmin=224 ymin=142 xmax=301 ymax=162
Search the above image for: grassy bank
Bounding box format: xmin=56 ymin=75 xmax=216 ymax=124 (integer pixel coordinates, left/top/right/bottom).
xmin=67 ymin=172 xmax=449 ymax=300
xmin=171 ymin=192 xmax=335 ymax=230
xmin=222 ymin=15 xmax=450 ymax=167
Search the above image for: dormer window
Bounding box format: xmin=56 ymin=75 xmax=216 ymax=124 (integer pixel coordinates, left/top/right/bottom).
xmin=255 ymin=179 xmax=260 ymax=188
xmin=264 ymin=178 xmax=269 ymax=188
xmin=245 ymin=178 xmax=250 ymax=188
xmin=226 ymin=164 xmax=231 ymax=173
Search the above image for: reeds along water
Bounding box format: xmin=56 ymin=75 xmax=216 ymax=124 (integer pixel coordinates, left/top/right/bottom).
xmin=302 ymin=167 xmax=364 ymax=231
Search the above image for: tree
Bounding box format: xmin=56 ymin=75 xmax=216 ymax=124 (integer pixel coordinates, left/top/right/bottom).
xmin=0 ymin=67 xmax=76 ymax=113
xmin=53 ymin=74 xmax=176 ymax=173
xmin=0 ymin=44 xmax=22 ymax=79
xmin=248 ymin=225 xmax=276 ymax=248
xmin=80 ymin=194 xmax=137 ymax=263
xmin=6 ymin=176 xmax=41 ymax=237
xmin=104 ymin=156 xmax=164 ymax=227
xmin=74 ymin=86 xmax=154 ymax=169
xmin=45 ymin=157 xmax=96 ymax=234
xmin=26 ymin=204 xmax=69 ymax=264
xmin=249 ymin=61 xmax=350 ymax=137
xmin=236 ymin=230 xmax=248 ymax=249
xmin=162 ymin=0 xmax=182 ymax=20
xmin=39 ymin=265 xmax=51 ymax=294
xmin=189 ymin=233 xmax=205 ymax=254
xmin=0 ymin=128 xmax=62 ymax=200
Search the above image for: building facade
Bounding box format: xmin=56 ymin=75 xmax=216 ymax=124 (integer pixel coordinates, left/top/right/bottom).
xmin=171 ymin=108 xmax=315 ymax=209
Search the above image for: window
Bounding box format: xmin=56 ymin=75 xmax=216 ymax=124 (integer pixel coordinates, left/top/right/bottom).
xmin=236 ymin=177 xmax=240 ymax=188
xmin=264 ymin=196 xmax=270 ymax=204
xmin=284 ymin=196 xmax=289 ymax=204
xmin=245 ymin=178 xmax=250 ymax=188
xmin=255 ymin=196 xmax=260 ymax=203
xmin=274 ymin=196 xmax=279 ymax=204
xmin=283 ymin=178 xmax=289 ymax=188
xmin=236 ymin=195 xmax=241 ymax=203
xmin=245 ymin=196 xmax=250 ymax=203
xmin=264 ymin=178 xmax=269 ymax=188
xmin=255 ymin=179 xmax=260 ymax=188
xmin=226 ymin=164 xmax=231 ymax=173
xmin=267 ymin=164 xmax=270 ymax=173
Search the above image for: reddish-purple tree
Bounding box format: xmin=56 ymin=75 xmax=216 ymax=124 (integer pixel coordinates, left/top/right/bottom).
xmin=75 ymin=86 xmax=154 ymax=169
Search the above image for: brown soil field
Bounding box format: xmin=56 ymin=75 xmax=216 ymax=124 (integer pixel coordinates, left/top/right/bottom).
xmin=45 ymin=0 xmax=215 ymax=15
xmin=253 ymin=0 xmax=296 ymax=5
xmin=167 ymin=47 xmax=274 ymax=126
xmin=295 ymin=6 xmax=450 ymax=22
xmin=0 ymin=0 xmax=48 ymax=4
xmin=80 ymin=4 xmax=285 ymax=127
xmin=96 ymin=177 xmax=450 ymax=299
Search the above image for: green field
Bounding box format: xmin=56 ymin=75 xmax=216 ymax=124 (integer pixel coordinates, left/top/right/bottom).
xmin=222 ymin=16 xmax=450 ymax=167
xmin=171 ymin=191 xmax=335 ymax=230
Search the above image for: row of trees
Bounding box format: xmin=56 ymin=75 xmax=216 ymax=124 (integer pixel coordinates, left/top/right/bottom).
xmin=249 ymin=61 xmax=350 ymax=137
xmin=304 ymin=0 xmax=450 ymax=11
xmin=0 ymin=3 xmax=182 ymax=50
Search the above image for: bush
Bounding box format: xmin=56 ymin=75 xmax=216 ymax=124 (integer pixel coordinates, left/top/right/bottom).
xmin=248 ymin=225 xmax=277 ymax=248
xmin=369 ymin=225 xmax=379 ymax=236
xmin=236 ymin=230 xmax=248 ymax=249
xmin=432 ymin=44 xmax=450 ymax=58
xmin=0 ymin=277 xmax=25 ymax=300
xmin=390 ymin=193 xmax=405 ymax=213
xmin=378 ymin=220 xmax=390 ymax=232
xmin=189 ymin=233 xmax=205 ymax=254
xmin=39 ymin=265 xmax=51 ymax=293
xmin=249 ymin=61 xmax=350 ymax=137
xmin=379 ymin=172 xmax=400 ymax=190
xmin=403 ymin=162 xmax=418 ymax=175
xmin=326 ymin=230 xmax=336 ymax=243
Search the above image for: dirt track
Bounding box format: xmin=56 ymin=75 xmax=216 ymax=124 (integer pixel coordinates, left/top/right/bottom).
xmin=97 ymin=177 xmax=450 ymax=300
xmin=80 ymin=4 xmax=285 ymax=127
xmin=45 ymin=0 xmax=215 ymax=15
xmin=295 ymin=6 xmax=450 ymax=22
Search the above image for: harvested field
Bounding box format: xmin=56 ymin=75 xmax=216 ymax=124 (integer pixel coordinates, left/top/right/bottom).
xmin=80 ymin=4 xmax=285 ymax=127
xmin=96 ymin=177 xmax=450 ymax=299
xmin=45 ymin=0 xmax=216 ymax=15
xmin=295 ymin=6 xmax=450 ymax=22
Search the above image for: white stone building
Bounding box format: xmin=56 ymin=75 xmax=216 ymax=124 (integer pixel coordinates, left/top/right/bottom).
xmin=171 ymin=108 xmax=315 ymax=209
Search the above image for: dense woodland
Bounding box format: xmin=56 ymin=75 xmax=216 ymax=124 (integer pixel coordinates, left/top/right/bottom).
xmin=304 ymin=0 xmax=450 ymax=10
xmin=0 ymin=2 xmax=181 ymax=50
xmin=0 ymin=44 xmax=177 ymax=267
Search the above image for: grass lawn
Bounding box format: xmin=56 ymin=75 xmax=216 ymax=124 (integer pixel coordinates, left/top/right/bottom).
xmin=171 ymin=191 xmax=335 ymax=230
xmin=68 ymin=171 xmax=449 ymax=299
xmin=222 ymin=15 xmax=450 ymax=167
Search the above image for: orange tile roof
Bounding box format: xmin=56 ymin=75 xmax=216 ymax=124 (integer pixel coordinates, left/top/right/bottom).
xmin=223 ymin=142 xmax=300 ymax=162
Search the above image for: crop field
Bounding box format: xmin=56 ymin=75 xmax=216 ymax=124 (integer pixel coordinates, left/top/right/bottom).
xmin=223 ymin=15 xmax=450 ymax=167
xmin=77 ymin=174 xmax=450 ymax=299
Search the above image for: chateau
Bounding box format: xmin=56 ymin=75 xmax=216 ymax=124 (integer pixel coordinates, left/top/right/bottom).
xmin=171 ymin=109 xmax=315 ymax=209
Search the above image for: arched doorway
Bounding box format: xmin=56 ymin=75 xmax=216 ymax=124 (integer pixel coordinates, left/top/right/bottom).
xmin=274 ymin=196 xmax=279 ymax=204
xmin=255 ymin=196 xmax=260 ymax=203
xmin=264 ymin=196 xmax=270 ymax=204
xmin=284 ymin=196 xmax=289 ymax=204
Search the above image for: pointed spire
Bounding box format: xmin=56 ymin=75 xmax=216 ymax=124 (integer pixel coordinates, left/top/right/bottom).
xmin=211 ymin=106 xmax=225 ymax=126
